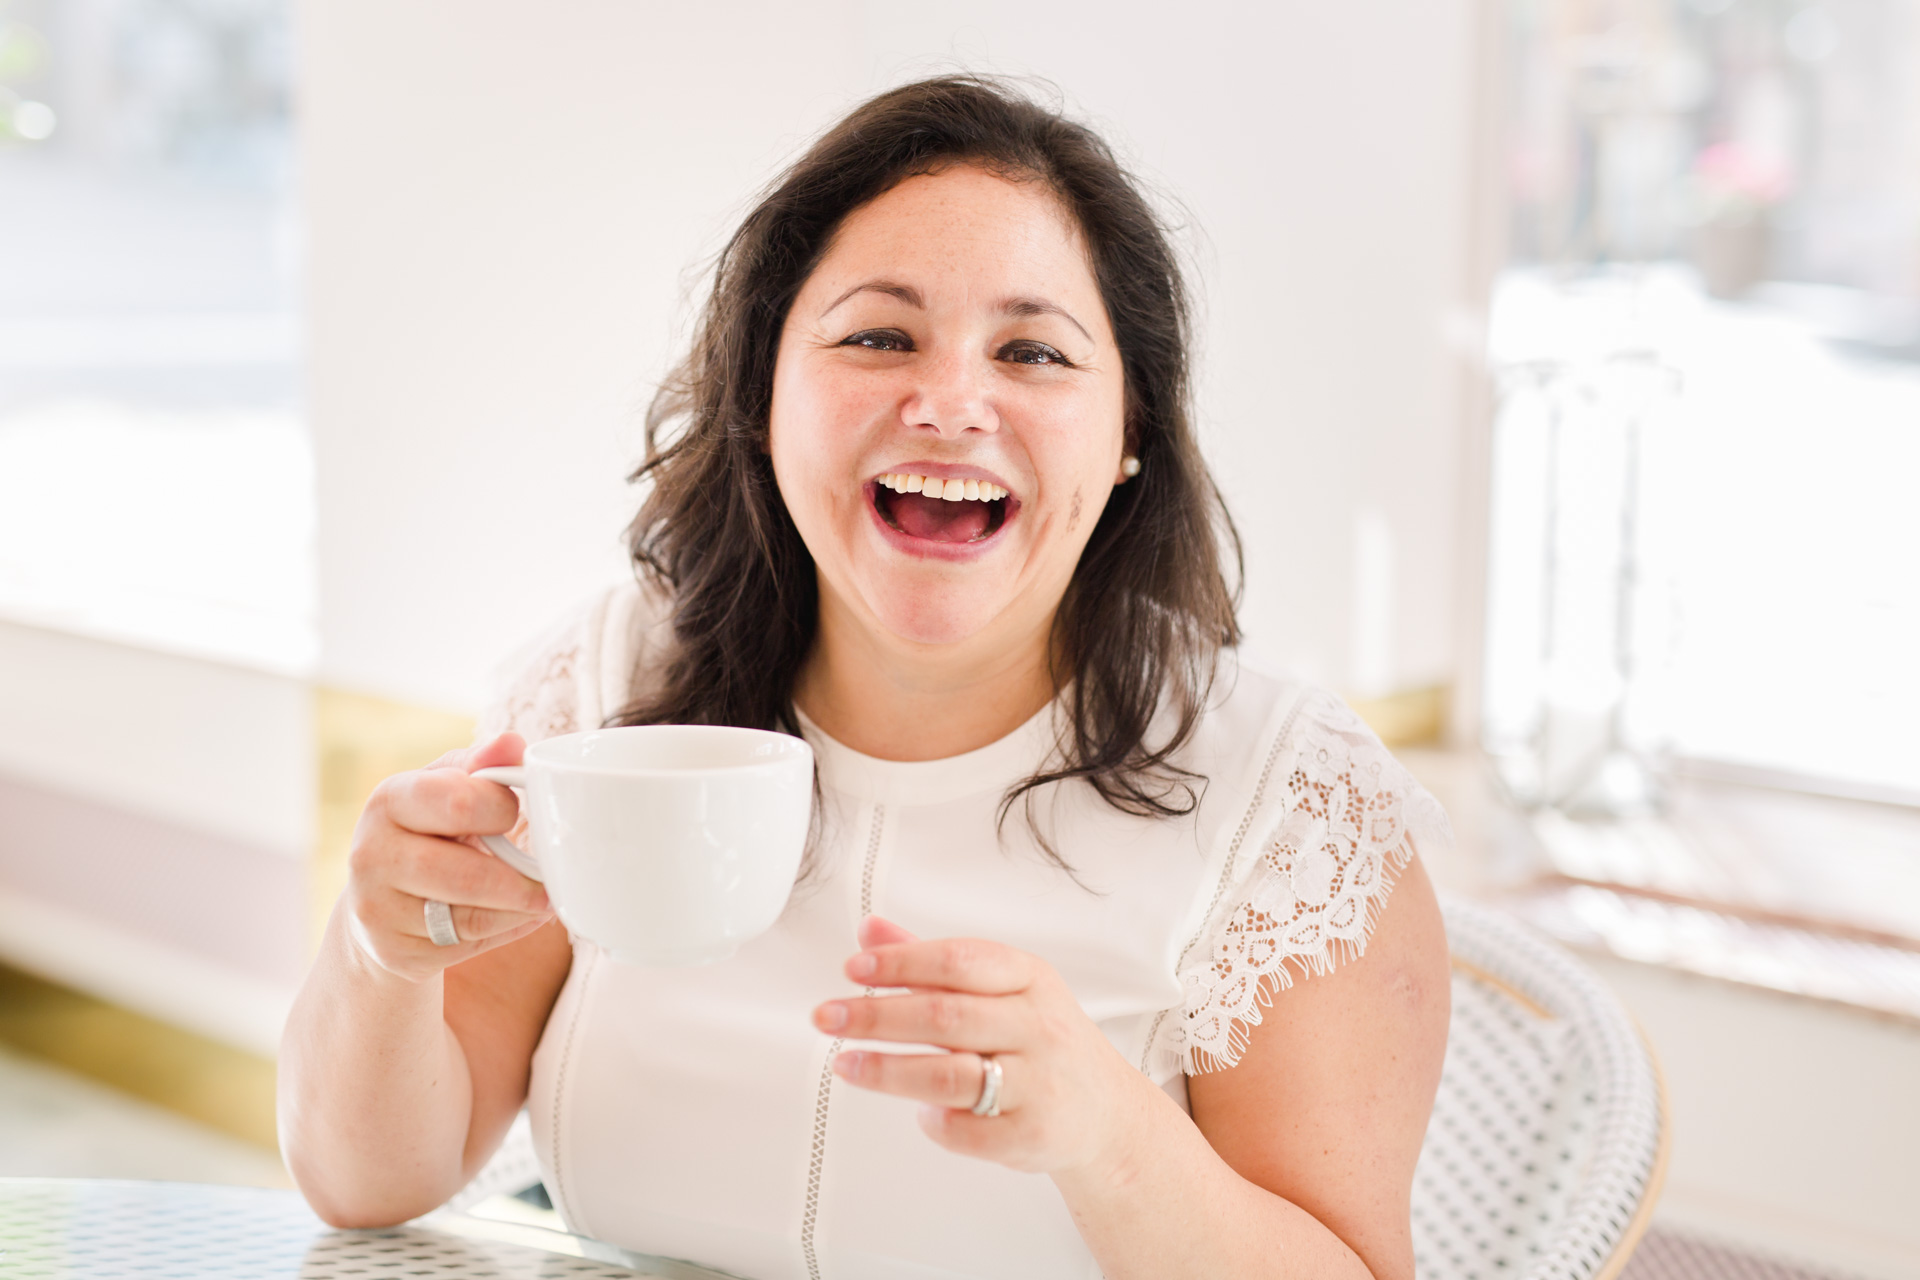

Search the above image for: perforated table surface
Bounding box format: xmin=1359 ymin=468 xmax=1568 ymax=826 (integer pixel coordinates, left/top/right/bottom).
xmin=0 ymin=1178 xmax=732 ymax=1279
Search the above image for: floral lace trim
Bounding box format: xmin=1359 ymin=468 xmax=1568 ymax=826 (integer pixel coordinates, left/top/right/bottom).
xmin=1165 ymin=691 xmax=1451 ymax=1076
xmin=477 ymin=638 xmax=584 ymax=746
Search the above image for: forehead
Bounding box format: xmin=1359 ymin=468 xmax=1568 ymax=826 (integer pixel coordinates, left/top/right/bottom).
xmin=807 ymin=165 xmax=1102 ymax=309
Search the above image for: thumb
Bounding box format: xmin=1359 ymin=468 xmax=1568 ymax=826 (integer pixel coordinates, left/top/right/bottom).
xmin=465 ymin=731 xmax=526 ymax=772
xmin=857 ymin=914 xmax=919 ymax=949
xmin=427 ymin=731 xmax=526 ymax=773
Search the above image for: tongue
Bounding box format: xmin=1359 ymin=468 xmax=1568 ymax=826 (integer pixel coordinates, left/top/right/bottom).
xmin=891 ymin=492 xmax=990 ymax=543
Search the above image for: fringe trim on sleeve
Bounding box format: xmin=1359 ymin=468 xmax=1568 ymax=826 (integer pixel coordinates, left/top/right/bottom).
xmin=1152 ymin=690 xmax=1454 ymax=1078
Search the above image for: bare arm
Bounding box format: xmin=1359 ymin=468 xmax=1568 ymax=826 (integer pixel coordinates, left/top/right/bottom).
xmin=276 ymin=735 xmax=572 ymax=1227
xmin=824 ymin=854 xmax=1450 ymax=1279
xmin=1100 ymin=853 xmax=1451 ymax=1279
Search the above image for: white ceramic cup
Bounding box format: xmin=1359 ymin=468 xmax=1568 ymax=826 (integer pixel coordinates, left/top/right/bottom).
xmin=472 ymin=725 xmax=813 ymax=967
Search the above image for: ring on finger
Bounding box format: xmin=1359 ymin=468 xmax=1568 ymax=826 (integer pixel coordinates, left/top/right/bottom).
xmin=424 ymin=899 xmax=461 ymax=947
xmin=971 ymin=1053 xmax=1003 ymax=1117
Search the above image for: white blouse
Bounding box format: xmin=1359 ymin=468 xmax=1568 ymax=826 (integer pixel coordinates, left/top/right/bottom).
xmin=477 ymin=580 xmax=1451 ymax=1280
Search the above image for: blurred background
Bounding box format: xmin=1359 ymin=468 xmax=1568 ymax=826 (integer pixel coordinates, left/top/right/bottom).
xmin=0 ymin=0 xmax=1914 ymax=1275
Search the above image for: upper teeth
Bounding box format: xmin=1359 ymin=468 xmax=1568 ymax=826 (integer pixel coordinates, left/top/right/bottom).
xmin=878 ymin=474 xmax=1007 ymax=502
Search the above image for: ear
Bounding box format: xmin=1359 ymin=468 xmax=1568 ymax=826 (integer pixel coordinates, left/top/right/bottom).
xmin=857 ymin=915 xmax=920 ymax=949
xmin=1115 ymin=407 xmax=1141 ymax=484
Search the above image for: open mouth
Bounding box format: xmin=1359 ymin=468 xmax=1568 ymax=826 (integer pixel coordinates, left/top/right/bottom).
xmin=870 ymin=472 xmax=1013 ymax=544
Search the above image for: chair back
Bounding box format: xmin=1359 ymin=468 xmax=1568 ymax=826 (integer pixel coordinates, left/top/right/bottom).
xmin=1413 ymin=898 xmax=1668 ymax=1280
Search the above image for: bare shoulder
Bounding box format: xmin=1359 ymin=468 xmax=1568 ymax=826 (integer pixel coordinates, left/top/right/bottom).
xmin=1187 ymin=852 xmax=1450 ymax=1280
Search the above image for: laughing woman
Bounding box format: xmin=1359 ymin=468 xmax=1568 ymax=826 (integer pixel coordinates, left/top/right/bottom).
xmin=278 ymin=76 xmax=1453 ymax=1280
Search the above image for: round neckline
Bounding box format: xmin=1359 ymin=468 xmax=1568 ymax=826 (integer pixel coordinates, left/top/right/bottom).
xmin=794 ymin=699 xmax=1062 ymax=805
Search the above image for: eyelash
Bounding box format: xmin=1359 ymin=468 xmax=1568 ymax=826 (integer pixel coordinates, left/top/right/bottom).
xmin=838 ymin=330 xmax=1075 ymax=368
xmin=1000 ymin=340 xmax=1073 ymax=367
xmin=842 ymin=329 xmax=912 ymax=353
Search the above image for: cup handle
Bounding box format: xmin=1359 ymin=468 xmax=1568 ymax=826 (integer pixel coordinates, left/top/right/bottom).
xmin=471 ymin=766 xmax=544 ymax=883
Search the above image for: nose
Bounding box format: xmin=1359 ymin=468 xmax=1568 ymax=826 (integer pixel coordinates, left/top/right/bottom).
xmin=898 ymin=347 xmax=998 ymax=438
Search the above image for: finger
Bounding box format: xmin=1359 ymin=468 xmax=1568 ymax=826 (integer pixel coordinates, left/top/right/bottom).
xmin=845 ymin=936 xmax=1035 ymax=995
xmin=813 ymin=989 xmax=1030 ymax=1051
xmin=461 ymin=732 xmax=525 ymax=772
xmin=462 ymin=912 xmax=553 ymax=956
xmin=390 ymin=890 xmax=551 ymax=946
xmin=857 ymin=914 xmax=919 ymax=950
xmin=832 ymin=1049 xmax=1012 ymax=1113
xmin=375 ymin=765 xmax=521 ymax=838
xmin=383 ymin=831 xmax=550 ymax=914
xmin=343 ymin=893 xmax=548 ymax=981
xmin=440 ymin=913 xmax=552 ymax=964
xmin=422 ymin=732 xmax=525 ymax=774
xmin=915 ymin=1104 xmax=1008 ymax=1160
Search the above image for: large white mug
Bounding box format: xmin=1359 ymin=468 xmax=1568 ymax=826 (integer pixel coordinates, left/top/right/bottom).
xmin=472 ymin=725 xmax=813 ymax=967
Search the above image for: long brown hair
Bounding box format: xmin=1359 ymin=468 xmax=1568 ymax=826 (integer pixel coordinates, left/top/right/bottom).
xmin=614 ymin=75 xmax=1242 ymax=847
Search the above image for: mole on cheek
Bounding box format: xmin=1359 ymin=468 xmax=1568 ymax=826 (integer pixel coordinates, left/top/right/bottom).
xmin=1068 ymin=490 xmax=1083 ymax=530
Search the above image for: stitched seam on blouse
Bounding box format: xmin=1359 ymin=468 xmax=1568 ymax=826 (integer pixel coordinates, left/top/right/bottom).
xmin=858 ymin=802 xmax=883 ymax=921
xmin=547 ymin=943 xmax=598 ymax=1235
xmin=1138 ymin=694 xmax=1307 ymax=1075
xmin=801 ymin=1034 xmax=841 ymax=1280
xmin=801 ymin=801 xmax=886 ymax=1280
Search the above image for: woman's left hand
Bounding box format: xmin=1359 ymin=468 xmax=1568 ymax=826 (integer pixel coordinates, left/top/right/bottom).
xmin=814 ymin=915 xmax=1151 ymax=1178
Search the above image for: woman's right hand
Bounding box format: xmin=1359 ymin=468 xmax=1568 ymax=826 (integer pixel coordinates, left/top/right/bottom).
xmin=341 ymin=732 xmax=555 ymax=983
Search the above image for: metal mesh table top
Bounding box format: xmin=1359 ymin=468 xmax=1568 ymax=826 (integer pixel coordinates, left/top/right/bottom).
xmin=0 ymin=1179 xmax=729 ymax=1279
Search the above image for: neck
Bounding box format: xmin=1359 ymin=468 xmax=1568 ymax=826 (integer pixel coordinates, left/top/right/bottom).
xmin=794 ymin=588 xmax=1058 ymax=762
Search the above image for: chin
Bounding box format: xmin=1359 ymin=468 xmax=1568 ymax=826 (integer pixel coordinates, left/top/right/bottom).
xmin=869 ymin=594 xmax=1003 ymax=649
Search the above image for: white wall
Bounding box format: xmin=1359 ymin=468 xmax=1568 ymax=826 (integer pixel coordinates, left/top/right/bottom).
xmin=0 ymin=619 xmax=310 ymax=1050
xmin=301 ymin=0 xmax=1486 ymax=712
xmin=1591 ymin=955 xmax=1920 ymax=1280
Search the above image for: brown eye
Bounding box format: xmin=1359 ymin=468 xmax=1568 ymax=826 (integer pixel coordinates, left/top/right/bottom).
xmin=999 ymin=340 xmax=1071 ymax=367
xmin=842 ymin=329 xmax=913 ymax=352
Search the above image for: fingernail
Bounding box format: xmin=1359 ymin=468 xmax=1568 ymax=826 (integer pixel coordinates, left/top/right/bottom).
xmin=832 ymin=1051 xmax=860 ymax=1080
xmin=846 ymin=952 xmax=877 ymax=981
xmin=813 ymin=1002 xmax=848 ymax=1032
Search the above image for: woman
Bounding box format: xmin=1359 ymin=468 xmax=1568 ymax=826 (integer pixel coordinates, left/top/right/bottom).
xmin=279 ymin=76 xmax=1453 ymax=1280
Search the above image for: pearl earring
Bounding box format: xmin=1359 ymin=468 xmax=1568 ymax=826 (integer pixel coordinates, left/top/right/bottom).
xmin=1121 ymin=455 xmax=1141 ymax=478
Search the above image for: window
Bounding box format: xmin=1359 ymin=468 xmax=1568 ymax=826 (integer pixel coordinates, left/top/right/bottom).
xmin=0 ymin=0 xmax=311 ymax=674
xmin=1484 ymin=0 xmax=1920 ymax=806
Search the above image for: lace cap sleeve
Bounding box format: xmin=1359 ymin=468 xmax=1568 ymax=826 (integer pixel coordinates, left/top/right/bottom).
xmin=474 ymin=577 xmax=667 ymax=747
xmin=1159 ymin=688 xmax=1453 ymax=1076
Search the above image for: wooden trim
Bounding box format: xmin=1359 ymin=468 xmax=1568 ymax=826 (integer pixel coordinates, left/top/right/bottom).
xmin=1446 ymin=0 xmax=1510 ymax=751
xmin=1449 ymin=955 xmax=1673 ymax=1280
xmin=1541 ymin=873 xmax=1920 ymax=956
xmin=1593 ymin=1018 xmax=1674 ymax=1280
xmin=1450 ymin=956 xmax=1554 ymax=1019
xmin=0 ymin=962 xmax=278 ymax=1151
xmin=0 ymin=883 xmax=291 ymax=1058
xmin=1348 ymin=684 xmax=1451 ymax=748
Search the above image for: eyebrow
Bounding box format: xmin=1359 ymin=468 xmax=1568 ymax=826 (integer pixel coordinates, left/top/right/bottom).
xmin=1003 ymin=295 xmax=1092 ymax=343
xmin=819 ymin=280 xmax=922 ymax=317
xmin=819 ymin=280 xmax=1094 ymax=344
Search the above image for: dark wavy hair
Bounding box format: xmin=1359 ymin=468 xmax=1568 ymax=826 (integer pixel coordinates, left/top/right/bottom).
xmin=613 ymin=75 xmax=1242 ymax=847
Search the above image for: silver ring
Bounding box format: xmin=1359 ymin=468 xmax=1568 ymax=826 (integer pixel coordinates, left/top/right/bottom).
xmin=970 ymin=1054 xmax=1003 ymax=1117
xmin=424 ymin=899 xmax=460 ymax=947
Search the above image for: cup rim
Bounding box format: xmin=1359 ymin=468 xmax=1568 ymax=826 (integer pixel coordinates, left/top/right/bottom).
xmin=524 ymin=723 xmax=813 ymax=776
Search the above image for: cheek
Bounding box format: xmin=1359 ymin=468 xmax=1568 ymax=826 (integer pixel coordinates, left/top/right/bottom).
xmin=774 ymin=369 xmax=894 ymax=487
xmin=770 ymin=360 xmax=884 ymax=536
xmin=1024 ymin=391 xmax=1121 ymax=537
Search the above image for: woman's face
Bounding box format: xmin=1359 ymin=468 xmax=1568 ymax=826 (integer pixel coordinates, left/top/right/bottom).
xmin=769 ymin=165 xmax=1128 ymax=653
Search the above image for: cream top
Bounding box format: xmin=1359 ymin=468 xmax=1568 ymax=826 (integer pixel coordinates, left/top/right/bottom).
xmin=477 ymin=579 xmax=1450 ymax=1280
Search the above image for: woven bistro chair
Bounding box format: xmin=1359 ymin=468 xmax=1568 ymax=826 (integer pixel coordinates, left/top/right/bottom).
xmin=455 ymin=899 xmax=1669 ymax=1280
xmin=1415 ymin=897 xmax=1670 ymax=1280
